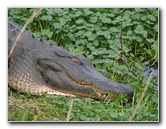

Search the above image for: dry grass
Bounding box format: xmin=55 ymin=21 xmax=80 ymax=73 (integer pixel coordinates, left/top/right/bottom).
xmin=129 ymin=70 xmax=154 ymax=121
xmin=8 ymin=8 xmax=43 ymax=59
xmin=66 ymin=100 xmax=74 ymax=121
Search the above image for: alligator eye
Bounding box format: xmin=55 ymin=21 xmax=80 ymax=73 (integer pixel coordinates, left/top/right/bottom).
xmin=71 ymin=57 xmax=82 ymax=65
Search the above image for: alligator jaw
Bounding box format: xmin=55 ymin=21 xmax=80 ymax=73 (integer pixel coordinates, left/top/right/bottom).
xmin=48 ymin=83 xmax=133 ymax=101
xmin=37 ymin=58 xmax=134 ymax=101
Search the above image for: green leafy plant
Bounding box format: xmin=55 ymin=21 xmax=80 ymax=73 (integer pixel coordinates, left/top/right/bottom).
xmin=8 ymin=8 xmax=158 ymax=121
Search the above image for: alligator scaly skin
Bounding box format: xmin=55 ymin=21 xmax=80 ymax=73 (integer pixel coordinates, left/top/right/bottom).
xmin=8 ymin=22 xmax=75 ymax=96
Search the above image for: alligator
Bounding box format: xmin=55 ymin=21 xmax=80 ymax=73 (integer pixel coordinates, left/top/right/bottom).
xmin=8 ymin=21 xmax=134 ymax=101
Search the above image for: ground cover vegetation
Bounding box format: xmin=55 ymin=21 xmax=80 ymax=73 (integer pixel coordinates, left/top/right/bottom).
xmin=8 ymin=8 xmax=158 ymax=121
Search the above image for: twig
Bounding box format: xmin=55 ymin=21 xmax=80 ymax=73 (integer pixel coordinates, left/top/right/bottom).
xmin=129 ymin=70 xmax=154 ymax=121
xmin=119 ymin=24 xmax=123 ymax=51
xmin=118 ymin=24 xmax=123 ymax=64
xmin=66 ymin=100 xmax=74 ymax=121
xmin=8 ymin=8 xmax=43 ymax=59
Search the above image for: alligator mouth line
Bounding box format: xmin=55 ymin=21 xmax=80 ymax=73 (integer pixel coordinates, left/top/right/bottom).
xmin=66 ymin=70 xmax=118 ymax=100
xmin=51 ymin=61 xmax=118 ymax=100
xmin=52 ymin=52 xmax=119 ymax=99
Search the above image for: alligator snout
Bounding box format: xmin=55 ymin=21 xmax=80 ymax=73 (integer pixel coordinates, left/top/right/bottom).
xmin=92 ymin=76 xmax=134 ymax=100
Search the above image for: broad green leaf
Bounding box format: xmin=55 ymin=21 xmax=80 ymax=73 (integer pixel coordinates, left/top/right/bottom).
xmin=146 ymin=38 xmax=155 ymax=43
xmin=88 ymin=34 xmax=96 ymax=41
xmin=75 ymin=46 xmax=84 ymax=54
xmin=85 ymin=31 xmax=92 ymax=37
xmin=126 ymin=30 xmax=133 ymax=36
xmin=101 ymin=16 xmax=111 ymax=23
xmin=83 ymin=8 xmax=93 ymax=15
xmin=76 ymin=26 xmax=86 ymax=30
xmin=53 ymin=8 xmax=63 ymax=14
xmin=53 ymin=23 xmax=62 ymax=29
xmin=104 ymin=34 xmax=111 ymax=39
xmin=75 ymin=30 xmax=84 ymax=37
xmin=90 ymin=16 xmax=98 ymax=23
xmin=75 ymin=19 xmax=84 ymax=24
xmin=141 ymin=16 xmax=147 ymax=21
xmin=95 ymin=12 xmax=101 ymax=16
xmin=134 ymin=25 xmax=145 ymax=36
xmin=147 ymin=14 xmax=156 ymax=21
xmin=110 ymin=27 xmax=119 ymax=33
xmin=41 ymin=15 xmax=53 ymax=21
xmin=108 ymin=13 xmax=115 ymax=17
xmin=96 ymin=30 xmax=104 ymax=35
xmin=41 ymin=29 xmax=53 ymax=38
xmin=135 ymin=8 xmax=144 ymax=12
xmin=67 ymin=33 xmax=74 ymax=39
xmin=142 ymin=30 xmax=148 ymax=38
xmin=59 ymin=17 xmax=66 ymax=25
xmin=74 ymin=10 xmax=83 ymax=17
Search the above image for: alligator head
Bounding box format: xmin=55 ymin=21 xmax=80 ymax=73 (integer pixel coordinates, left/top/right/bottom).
xmin=8 ymin=21 xmax=134 ymax=101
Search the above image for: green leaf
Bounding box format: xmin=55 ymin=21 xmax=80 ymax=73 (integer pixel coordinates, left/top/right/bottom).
xmin=75 ymin=19 xmax=84 ymax=24
xmin=54 ymin=8 xmax=63 ymax=14
xmin=67 ymin=32 xmax=75 ymax=40
xmin=74 ymin=10 xmax=83 ymax=17
xmin=110 ymin=27 xmax=119 ymax=33
xmin=41 ymin=15 xmax=53 ymax=21
xmin=41 ymin=29 xmax=53 ymax=38
xmin=141 ymin=16 xmax=147 ymax=21
xmin=85 ymin=31 xmax=92 ymax=37
xmin=100 ymin=16 xmax=111 ymax=23
xmin=75 ymin=46 xmax=84 ymax=54
xmin=104 ymin=34 xmax=111 ymax=39
xmin=87 ymin=43 xmax=95 ymax=51
xmin=134 ymin=25 xmax=144 ymax=34
xmin=76 ymin=26 xmax=86 ymax=30
xmin=135 ymin=8 xmax=144 ymax=12
xmin=90 ymin=16 xmax=98 ymax=23
xmin=147 ymin=14 xmax=156 ymax=21
xmin=21 ymin=109 xmax=29 ymax=121
xmin=153 ymin=24 xmax=158 ymax=31
xmin=108 ymin=13 xmax=115 ymax=17
xmin=53 ymin=23 xmax=62 ymax=29
xmin=126 ymin=30 xmax=133 ymax=36
xmin=95 ymin=11 xmax=101 ymax=17
xmin=111 ymin=112 xmax=118 ymax=118
xmin=59 ymin=17 xmax=66 ymax=25
xmin=113 ymin=16 xmax=124 ymax=23
xmin=96 ymin=30 xmax=104 ymax=35
xmin=146 ymin=38 xmax=155 ymax=43
xmin=75 ymin=30 xmax=84 ymax=37
xmin=132 ymin=13 xmax=140 ymax=20
xmin=123 ymin=13 xmax=130 ymax=20
xmin=86 ymin=23 xmax=95 ymax=28
xmin=136 ymin=37 xmax=142 ymax=42
xmin=83 ymin=8 xmax=93 ymax=15
xmin=88 ymin=34 xmax=96 ymax=41
xmin=93 ymin=40 xmax=99 ymax=46
xmin=142 ymin=30 xmax=148 ymax=38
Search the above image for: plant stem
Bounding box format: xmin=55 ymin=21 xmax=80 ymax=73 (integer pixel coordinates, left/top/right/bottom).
xmin=66 ymin=100 xmax=74 ymax=121
xmin=129 ymin=70 xmax=153 ymax=121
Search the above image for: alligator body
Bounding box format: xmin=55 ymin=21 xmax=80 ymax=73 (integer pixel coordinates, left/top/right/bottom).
xmin=8 ymin=21 xmax=134 ymax=100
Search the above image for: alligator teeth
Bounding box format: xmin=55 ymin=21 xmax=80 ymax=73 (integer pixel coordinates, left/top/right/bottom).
xmin=102 ymin=95 xmax=106 ymax=98
xmin=96 ymin=92 xmax=102 ymax=96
